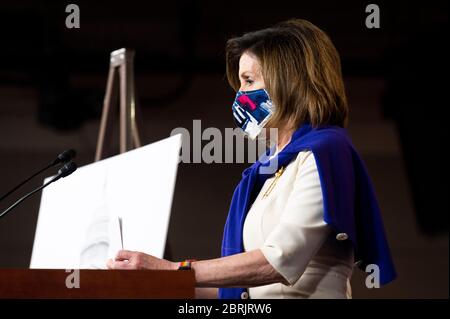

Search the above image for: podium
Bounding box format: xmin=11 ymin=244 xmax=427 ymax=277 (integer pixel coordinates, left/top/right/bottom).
xmin=0 ymin=269 xmax=195 ymax=298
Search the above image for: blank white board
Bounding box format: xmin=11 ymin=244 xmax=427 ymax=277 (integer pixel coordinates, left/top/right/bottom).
xmin=30 ymin=134 xmax=181 ymax=269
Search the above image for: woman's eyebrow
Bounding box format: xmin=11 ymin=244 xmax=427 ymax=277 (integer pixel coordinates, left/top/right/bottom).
xmin=239 ymin=71 xmax=253 ymax=78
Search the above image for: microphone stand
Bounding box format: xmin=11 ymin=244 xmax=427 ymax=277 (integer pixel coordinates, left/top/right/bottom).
xmin=0 ymin=149 xmax=76 ymax=203
xmin=0 ymin=162 xmax=77 ymax=219
xmin=0 ymin=163 xmax=53 ymax=202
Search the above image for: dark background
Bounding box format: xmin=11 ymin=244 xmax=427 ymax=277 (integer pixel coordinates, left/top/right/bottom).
xmin=0 ymin=0 xmax=448 ymax=298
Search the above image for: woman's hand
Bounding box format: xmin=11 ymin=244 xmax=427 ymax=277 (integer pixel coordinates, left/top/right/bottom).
xmin=106 ymin=250 xmax=178 ymax=271
xmin=107 ymin=249 xmax=286 ymax=289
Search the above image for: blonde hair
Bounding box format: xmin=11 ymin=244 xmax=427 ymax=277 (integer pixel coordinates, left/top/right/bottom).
xmin=226 ymin=19 xmax=348 ymax=128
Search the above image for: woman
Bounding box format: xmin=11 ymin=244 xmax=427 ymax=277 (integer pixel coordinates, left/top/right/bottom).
xmin=107 ymin=19 xmax=396 ymax=299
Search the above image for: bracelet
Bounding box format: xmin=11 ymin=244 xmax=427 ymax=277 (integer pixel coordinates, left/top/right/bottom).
xmin=178 ymin=259 xmax=196 ymax=270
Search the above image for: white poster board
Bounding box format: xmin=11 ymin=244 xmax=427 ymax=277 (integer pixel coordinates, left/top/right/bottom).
xmin=30 ymin=134 xmax=181 ymax=269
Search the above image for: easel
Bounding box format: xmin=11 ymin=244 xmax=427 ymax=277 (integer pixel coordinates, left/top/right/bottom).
xmin=95 ymin=48 xmax=142 ymax=161
xmin=93 ymin=49 xmax=173 ymax=260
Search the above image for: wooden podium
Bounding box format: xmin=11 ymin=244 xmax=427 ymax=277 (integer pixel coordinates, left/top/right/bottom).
xmin=0 ymin=269 xmax=195 ymax=299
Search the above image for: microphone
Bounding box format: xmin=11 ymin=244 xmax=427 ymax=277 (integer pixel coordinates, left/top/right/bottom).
xmin=0 ymin=161 xmax=77 ymax=219
xmin=0 ymin=149 xmax=76 ymax=203
xmin=51 ymin=149 xmax=77 ymax=166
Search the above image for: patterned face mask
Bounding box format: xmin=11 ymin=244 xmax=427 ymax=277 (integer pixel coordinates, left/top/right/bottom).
xmin=231 ymin=88 xmax=274 ymax=140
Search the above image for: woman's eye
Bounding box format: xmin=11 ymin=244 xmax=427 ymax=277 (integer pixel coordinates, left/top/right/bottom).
xmin=245 ymin=79 xmax=254 ymax=85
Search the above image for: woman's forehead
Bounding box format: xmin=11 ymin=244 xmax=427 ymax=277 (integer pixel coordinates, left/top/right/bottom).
xmin=239 ymin=52 xmax=261 ymax=76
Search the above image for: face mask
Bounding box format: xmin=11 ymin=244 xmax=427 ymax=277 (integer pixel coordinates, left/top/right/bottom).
xmin=232 ymin=88 xmax=274 ymax=139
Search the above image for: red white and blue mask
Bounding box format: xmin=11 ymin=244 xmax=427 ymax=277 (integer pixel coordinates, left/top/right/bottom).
xmin=232 ymin=88 xmax=274 ymax=139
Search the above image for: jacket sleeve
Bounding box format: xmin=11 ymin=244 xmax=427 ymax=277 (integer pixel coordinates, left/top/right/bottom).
xmin=260 ymin=151 xmax=331 ymax=285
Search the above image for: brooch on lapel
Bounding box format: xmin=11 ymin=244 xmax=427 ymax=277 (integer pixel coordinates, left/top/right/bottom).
xmin=263 ymin=166 xmax=285 ymax=198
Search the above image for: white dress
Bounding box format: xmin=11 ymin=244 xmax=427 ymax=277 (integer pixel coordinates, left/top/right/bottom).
xmin=243 ymin=151 xmax=354 ymax=299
